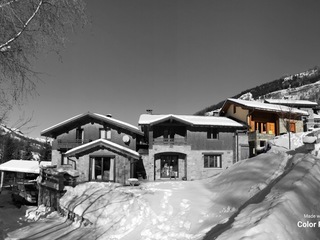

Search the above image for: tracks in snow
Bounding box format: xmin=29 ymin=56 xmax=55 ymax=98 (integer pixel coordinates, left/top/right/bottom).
xmin=203 ymin=154 xmax=295 ymax=240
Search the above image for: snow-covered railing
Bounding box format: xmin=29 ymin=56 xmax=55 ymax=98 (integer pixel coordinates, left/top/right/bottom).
xmin=56 ymin=139 xmax=91 ymax=150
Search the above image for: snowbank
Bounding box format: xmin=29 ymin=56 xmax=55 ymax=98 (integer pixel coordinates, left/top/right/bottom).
xmin=268 ymin=131 xmax=308 ymax=151
xmin=215 ymin=154 xmax=320 ymax=240
xmin=59 ymin=182 xmax=152 ymax=239
xmin=25 ymin=205 xmax=55 ymax=222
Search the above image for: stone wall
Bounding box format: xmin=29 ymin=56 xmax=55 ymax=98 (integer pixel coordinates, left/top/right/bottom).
xmin=187 ymin=150 xmax=233 ymax=180
xmin=142 ymin=144 xmax=234 ymax=181
xmin=237 ymin=132 xmax=249 ymax=161
xmin=67 ymin=154 xmax=130 ymax=185
xmin=51 ymin=150 xmax=131 ymax=185
xmin=114 ymin=155 xmax=131 ymax=185
xmin=51 ymin=150 xmax=61 ymax=166
xmin=279 ymin=118 xmax=304 ymax=134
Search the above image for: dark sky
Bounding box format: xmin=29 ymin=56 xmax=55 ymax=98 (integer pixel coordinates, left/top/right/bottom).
xmin=9 ymin=0 xmax=320 ymax=138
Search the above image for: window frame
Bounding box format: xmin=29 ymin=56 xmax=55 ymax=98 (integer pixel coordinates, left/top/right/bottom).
xmin=76 ymin=128 xmax=84 ymax=141
xmin=99 ymin=127 xmax=112 ymax=140
xmin=207 ymin=128 xmax=219 ymax=139
xmin=203 ymin=154 xmax=222 ymax=168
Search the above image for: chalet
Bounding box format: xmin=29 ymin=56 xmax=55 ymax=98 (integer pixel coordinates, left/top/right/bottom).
xmin=220 ymin=98 xmax=309 ymax=156
xmin=138 ymin=114 xmax=246 ymax=181
xmin=264 ymin=99 xmax=318 ymax=131
xmin=41 ymin=112 xmax=144 ymax=185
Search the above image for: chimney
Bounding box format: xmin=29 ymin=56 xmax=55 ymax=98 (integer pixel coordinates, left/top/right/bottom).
xmin=146 ymin=109 xmax=153 ymax=114
xmin=106 ymin=114 xmax=112 ymax=118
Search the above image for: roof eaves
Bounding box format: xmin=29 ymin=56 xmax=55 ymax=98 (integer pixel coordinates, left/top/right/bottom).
xmin=228 ymin=99 xmax=308 ymax=116
xmin=65 ymin=139 xmax=140 ymax=159
xmin=40 ymin=112 xmax=88 ymax=137
xmin=92 ymin=113 xmax=143 ymax=136
xmin=41 ymin=112 xmax=143 ymax=137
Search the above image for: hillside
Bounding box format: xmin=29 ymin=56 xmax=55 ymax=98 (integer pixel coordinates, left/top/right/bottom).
xmin=0 ymin=124 xmax=47 ymax=145
xmin=0 ymin=124 xmax=50 ymax=162
xmin=195 ymin=66 xmax=320 ymax=115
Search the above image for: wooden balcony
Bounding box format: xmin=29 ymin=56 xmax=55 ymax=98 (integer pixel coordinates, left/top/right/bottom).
xmin=57 ymin=139 xmax=90 ymax=150
xmin=153 ymin=138 xmax=187 ymax=145
xmin=248 ymin=131 xmax=275 ymax=142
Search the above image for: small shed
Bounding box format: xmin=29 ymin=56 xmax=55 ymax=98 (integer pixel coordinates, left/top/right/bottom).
xmin=0 ymin=160 xmax=51 ymax=191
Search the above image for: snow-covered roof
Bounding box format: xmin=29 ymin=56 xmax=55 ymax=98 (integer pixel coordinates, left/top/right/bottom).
xmin=65 ymin=139 xmax=140 ymax=159
xmin=314 ymin=114 xmax=320 ymax=120
xmin=138 ymin=114 xmax=244 ymax=127
xmin=222 ymin=98 xmax=309 ymax=115
xmin=0 ymin=160 xmax=51 ymax=174
xmin=264 ymin=99 xmax=318 ymax=106
xmin=41 ymin=112 xmax=143 ymax=138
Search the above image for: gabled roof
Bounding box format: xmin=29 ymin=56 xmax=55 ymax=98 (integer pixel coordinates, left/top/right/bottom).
xmin=41 ymin=112 xmax=143 ymax=138
xmin=0 ymin=160 xmax=51 ymax=174
xmin=264 ymin=99 xmax=318 ymax=107
xmin=65 ymin=139 xmax=140 ymax=159
xmin=138 ymin=114 xmax=244 ymax=127
xmin=221 ymin=98 xmax=309 ymax=116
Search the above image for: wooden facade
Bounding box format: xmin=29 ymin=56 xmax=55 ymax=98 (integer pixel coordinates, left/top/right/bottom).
xmin=220 ymin=98 xmax=307 ymax=157
xmin=41 ymin=112 xmax=144 ymax=185
xmin=146 ymin=122 xmax=238 ymax=151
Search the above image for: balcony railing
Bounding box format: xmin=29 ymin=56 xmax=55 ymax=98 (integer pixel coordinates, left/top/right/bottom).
xmin=57 ymin=139 xmax=90 ymax=150
xmin=248 ymin=131 xmax=275 ymax=142
xmin=153 ymin=138 xmax=187 ymax=145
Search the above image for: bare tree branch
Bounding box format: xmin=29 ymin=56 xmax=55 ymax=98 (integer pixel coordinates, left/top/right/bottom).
xmin=0 ymin=0 xmax=86 ymax=126
xmin=0 ymin=0 xmax=20 ymax=8
xmin=0 ymin=0 xmax=43 ymax=51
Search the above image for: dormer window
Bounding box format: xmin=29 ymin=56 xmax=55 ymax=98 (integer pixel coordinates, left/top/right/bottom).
xmin=76 ymin=128 xmax=84 ymax=141
xmin=207 ymin=128 xmax=218 ymax=139
xmin=100 ymin=128 xmax=111 ymax=140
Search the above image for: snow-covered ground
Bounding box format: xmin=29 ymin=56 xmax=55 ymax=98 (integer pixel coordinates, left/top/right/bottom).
xmin=4 ymin=131 xmax=320 ymax=240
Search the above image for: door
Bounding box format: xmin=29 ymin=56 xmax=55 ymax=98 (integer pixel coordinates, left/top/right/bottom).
xmin=160 ymin=155 xmax=178 ymax=178
xmin=90 ymin=157 xmax=115 ymax=181
xmin=240 ymin=145 xmax=249 ymax=160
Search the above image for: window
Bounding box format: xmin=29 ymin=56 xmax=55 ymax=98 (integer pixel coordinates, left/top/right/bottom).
xmin=163 ymin=129 xmax=169 ymax=139
xmin=233 ymin=105 xmax=237 ymax=114
xmin=204 ymin=155 xmax=222 ymax=168
xmin=254 ymin=122 xmax=270 ymax=134
xmin=99 ymin=128 xmax=111 ymax=139
xmin=207 ymin=128 xmax=219 ymax=139
xmin=61 ymin=154 xmax=68 ymax=165
xmin=260 ymin=140 xmax=266 ymax=147
xmin=76 ymin=128 xmax=83 ymax=140
xmin=90 ymin=157 xmax=114 ymax=181
xmin=290 ymin=122 xmax=296 ymax=133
